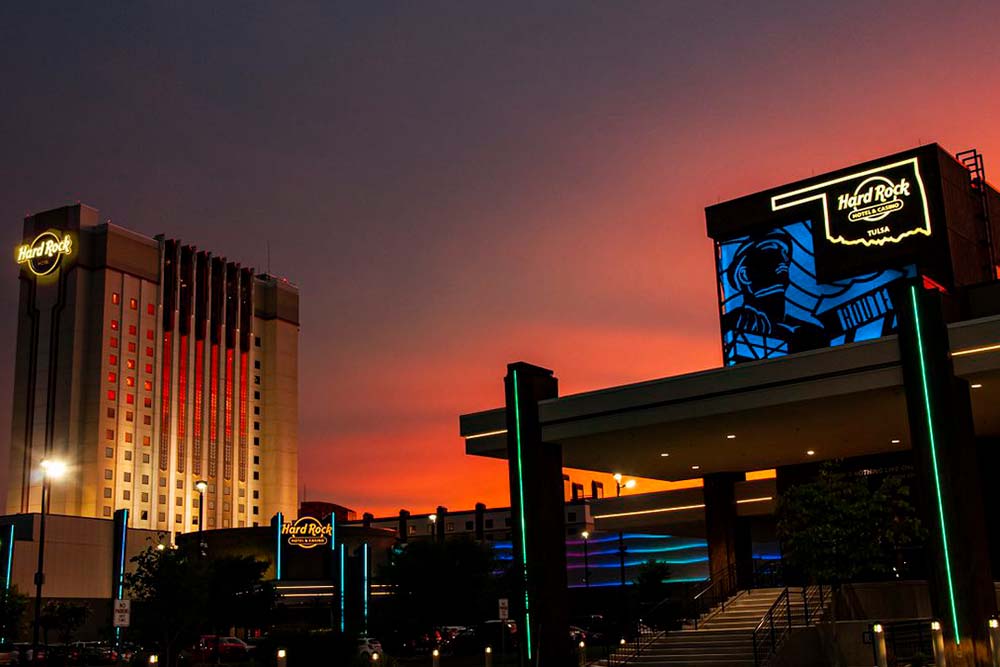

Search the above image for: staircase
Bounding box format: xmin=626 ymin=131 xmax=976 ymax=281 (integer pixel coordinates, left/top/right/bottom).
xmin=608 ymin=587 xmax=817 ymax=666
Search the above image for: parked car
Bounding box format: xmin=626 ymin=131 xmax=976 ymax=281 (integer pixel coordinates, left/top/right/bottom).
xmin=0 ymin=643 xmax=19 ymax=665
xmin=185 ymin=635 xmax=250 ymax=662
xmin=356 ymin=637 xmax=382 ymax=658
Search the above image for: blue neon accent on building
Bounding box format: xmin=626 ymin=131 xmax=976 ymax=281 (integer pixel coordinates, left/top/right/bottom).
xmin=339 ymin=543 xmax=346 ymax=632
xmin=363 ymin=543 xmax=370 ymax=633
xmin=4 ymin=525 xmax=13 ymax=590
xmin=275 ymin=512 xmax=283 ymax=581
xmin=568 ymin=577 xmax=705 ymax=589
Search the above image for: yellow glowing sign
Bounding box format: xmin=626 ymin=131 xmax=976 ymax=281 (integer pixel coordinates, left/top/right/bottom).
xmin=15 ymin=231 xmax=73 ymax=276
xmin=281 ymin=516 xmax=332 ymax=549
xmin=771 ymin=157 xmax=931 ymax=247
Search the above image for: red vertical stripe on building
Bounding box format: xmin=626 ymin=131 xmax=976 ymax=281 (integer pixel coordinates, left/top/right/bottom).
xmin=177 ymin=335 xmax=188 ymax=474
xmin=159 ymin=331 xmax=172 ymax=471
xmin=224 ymin=348 xmax=234 ymax=481
xmin=209 ymin=344 xmax=219 ymax=479
xmin=239 ymin=351 xmax=248 ymax=483
xmin=193 ymin=340 xmax=204 ymax=476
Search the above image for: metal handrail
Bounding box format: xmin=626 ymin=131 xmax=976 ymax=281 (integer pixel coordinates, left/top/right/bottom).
xmin=690 ymin=563 xmax=737 ymax=629
xmin=751 ymin=587 xmax=791 ymax=667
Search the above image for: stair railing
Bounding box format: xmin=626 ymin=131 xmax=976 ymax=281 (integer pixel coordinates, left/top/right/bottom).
xmin=801 ymin=583 xmax=829 ymax=626
xmin=751 ymin=587 xmax=791 ymax=667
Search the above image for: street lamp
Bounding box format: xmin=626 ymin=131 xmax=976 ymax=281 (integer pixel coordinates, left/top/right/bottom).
xmin=33 ymin=458 xmax=66 ymax=662
xmin=195 ymin=480 xmax=208 ymax=554
xmin=581 ymin=531 xmax=591 ymax=589
xmin=612 ymin=473 xmax=636 ymax=628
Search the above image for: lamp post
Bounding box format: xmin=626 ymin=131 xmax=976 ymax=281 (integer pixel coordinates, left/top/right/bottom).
xmin=195 ymin=480 xmax=208 ymax=555
xmin=32 ymin=458 xmax=66 ymax=663
xmin=612 ymin=473 xmax=635 ymax=629
xmin=581 ymin=531 xmax=591 ymax=589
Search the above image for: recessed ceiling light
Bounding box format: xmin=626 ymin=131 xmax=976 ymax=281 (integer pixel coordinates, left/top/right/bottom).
xmin=660 ymin=453 xmax=670 ymax=457
xmin=691 ymin=465 xmax=700 ymax=470
xmin=806 ymin=450 xmax=815 ymax=456
xmin=972 ymin=383 xmax=983 ymax=389
xmin=726 ymin=434 xmax=736 ymax=439
xmin=891 ymin=439 xmax=901 ymax=444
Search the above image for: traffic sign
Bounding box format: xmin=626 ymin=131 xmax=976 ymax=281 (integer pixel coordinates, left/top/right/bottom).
xmin=113 ymin=599 xmax=131 ymax=628
xmin=498 ymin=598 xmax=509 ymax=620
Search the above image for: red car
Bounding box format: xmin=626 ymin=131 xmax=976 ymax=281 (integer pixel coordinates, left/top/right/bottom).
xmin=187 ymin=636 xmax=250 ymax=662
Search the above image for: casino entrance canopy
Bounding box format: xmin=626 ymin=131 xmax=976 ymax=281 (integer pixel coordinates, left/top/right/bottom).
xmin=459 ymin=313 xmax=1000 ymax=479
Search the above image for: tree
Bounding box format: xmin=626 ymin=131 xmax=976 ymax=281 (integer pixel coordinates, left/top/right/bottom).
xmin=378 ymin=537 xmax=499 ymax=641
xmin=39 ymin=601 xmax=89 ymax=644
xmin=633 ymin=560 xmax=672 ymax=603
xmin=0 ymin=587 xmax=29 ymax=641
xmin=777 ymin=463 xmax=924 ymax=586
xmin=125 ymin=544 xmax=274 ymax=666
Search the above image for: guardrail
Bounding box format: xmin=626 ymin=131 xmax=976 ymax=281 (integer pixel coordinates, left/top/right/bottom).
xmin=752 ymin=587 xmax=791 ymax=667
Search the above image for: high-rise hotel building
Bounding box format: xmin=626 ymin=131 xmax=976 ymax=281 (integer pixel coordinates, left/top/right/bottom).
xmin=8 ymin=204 xmax=298 ymax=532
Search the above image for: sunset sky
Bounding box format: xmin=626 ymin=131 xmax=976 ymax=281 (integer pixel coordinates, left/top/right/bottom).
xmin=2 ymin=1 xmax=1000 ymax=516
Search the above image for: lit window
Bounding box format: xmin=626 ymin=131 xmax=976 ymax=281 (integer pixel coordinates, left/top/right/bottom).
xmin=142 ymin=435 xmax=150 ymax=446
xmin=147 ymin=304 xmax=155 ymax=315
xmin=107 ymin=390 xmax=116 ymax=401
xmin=110 ymin=338 xmax=118 ymax=348
xmin=111 ymin=320 xmax=119 ymax=331
xmin=126 ymin=377 xmax=134 ymax=387
xmin=112 ymin=293 xmax=120 ymax=305
xmin=128 ymin=324 xmax=137 ymax=336
xmin=146 ymin=330 xmax=154 ymax=341
xmin=145 ymin=347 xmax=153 ymax=357
xmin=126 ymin=359 xmax=135 ymax=370
xmin=125 ymin=427 xmax=132 ymax=438
xmin=144 ymin=363 xmax=152 ymax=374
xmin=108 ymin=372 xmax=116 ymax=383
xmin=106 ymin=429 xmax=115 ymax=440
xmin=109 ymin=354 xmax=118 ymax=365
xmin=144 ymin=380 xmax=152 ymax=391
xmin=129 ymin=298 xmax=137 ymax=310
xmin=128 ymin=342 xmax=136 ymax=353
xmin=144 ymin=398 xmax=152 ymax=409
xmin=126 ymin=394 xmax=134 ymax=405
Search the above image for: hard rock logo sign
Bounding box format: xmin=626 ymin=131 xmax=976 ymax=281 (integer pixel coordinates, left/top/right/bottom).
xmin=770 ymin=157 xmax=932 ymax=248
xmin=282 ymin=516 xmax=332 ymax=549
xmin=15 ymin=231 xmax=74 ymax=277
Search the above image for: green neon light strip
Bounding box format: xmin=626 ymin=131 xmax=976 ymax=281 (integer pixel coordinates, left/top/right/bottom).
xmin=512 ymin=370 xmax=532 ymax=661
xmin=910 ymin=286 xmax=961 ymax=644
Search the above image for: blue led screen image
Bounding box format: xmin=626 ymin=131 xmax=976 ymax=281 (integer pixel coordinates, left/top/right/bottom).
xmin=717 ymin=220 xmax=915 ymax=365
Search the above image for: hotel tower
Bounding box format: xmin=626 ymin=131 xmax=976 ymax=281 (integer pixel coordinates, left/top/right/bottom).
xmin=8 ymin=204 xmax=299 ymax=532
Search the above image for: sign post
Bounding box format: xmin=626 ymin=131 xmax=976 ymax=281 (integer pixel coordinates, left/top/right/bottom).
xmin=113 ymin=599 xmax=131 ymax=628
xmin=498 ymin=598 xmax=508 ymax=621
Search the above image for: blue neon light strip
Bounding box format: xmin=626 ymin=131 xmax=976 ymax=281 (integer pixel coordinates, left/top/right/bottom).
xmin=568 ymin=557 xmax=708 ymax=569
xmin=339 ymin=543 xmax=345 ymax=632
xmin=567 ymin=544 xmax=706 ymax=557
xmin=910 ymin=286 xmax=961 ymax=643
xmin=275 ymin=512 xmax=283 ymax=581
xmin=512 ymin=369 xmax=532 ymax=661
xmin=4 ymin=525 xmax=13 ymax=590
xmin=363 ymin=543 xmax=369 ymax=633
xmin=117 ymin=509 xmax=128 ymax=599
xmin=568 ymin=577 xmax=705 ymax=589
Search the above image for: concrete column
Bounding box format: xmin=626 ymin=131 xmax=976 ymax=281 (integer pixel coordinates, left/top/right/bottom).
xmin=435 ymin=506 xmax=447 ymax=543
xmin=474 ymin=503 xmax=486 ymax=541
xmin=897 ymin=284 xmax=996 ymax=664
xmin=398 ymin=510 xmax=410 ymax=543
xmin=504 ymin=362 xmax=570 ymax=666
xmin=703 ymin=472 xmax=744 ymax=596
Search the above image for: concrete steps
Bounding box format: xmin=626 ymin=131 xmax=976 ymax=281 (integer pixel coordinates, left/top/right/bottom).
xmin=601 ymin=587 xmax=825 ymax=666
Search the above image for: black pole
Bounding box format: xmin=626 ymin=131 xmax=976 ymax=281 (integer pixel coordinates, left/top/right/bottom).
xmin=583 ymin=537 xmax=590 ymax=588
xmin=32 ymin=477 xmax=49 ymax=663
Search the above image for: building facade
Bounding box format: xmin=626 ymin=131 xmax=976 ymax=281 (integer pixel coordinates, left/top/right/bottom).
xmin=8 ymin=204 xmax=299 ymax=533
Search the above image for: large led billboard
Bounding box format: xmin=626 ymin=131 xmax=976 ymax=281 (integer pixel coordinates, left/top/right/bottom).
xmin=706 ymin=145 xmax=977 ymax=366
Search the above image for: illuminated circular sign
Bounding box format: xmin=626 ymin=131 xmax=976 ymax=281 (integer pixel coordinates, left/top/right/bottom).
xmin=15 ymin=231 xmax=73 ymax=277
xmin=281 ymin=516 xmax=332 ymax=549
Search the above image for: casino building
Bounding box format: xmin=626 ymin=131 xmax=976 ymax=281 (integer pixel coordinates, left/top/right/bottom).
xmin=460 ymin=145 xmax=1000 ymax=664
xmin=8 ymin=204 xmax=299 ymax=533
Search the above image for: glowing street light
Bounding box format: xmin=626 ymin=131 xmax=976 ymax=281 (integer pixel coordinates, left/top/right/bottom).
xmin=33 ymin=459 xmax=68 ymax=661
